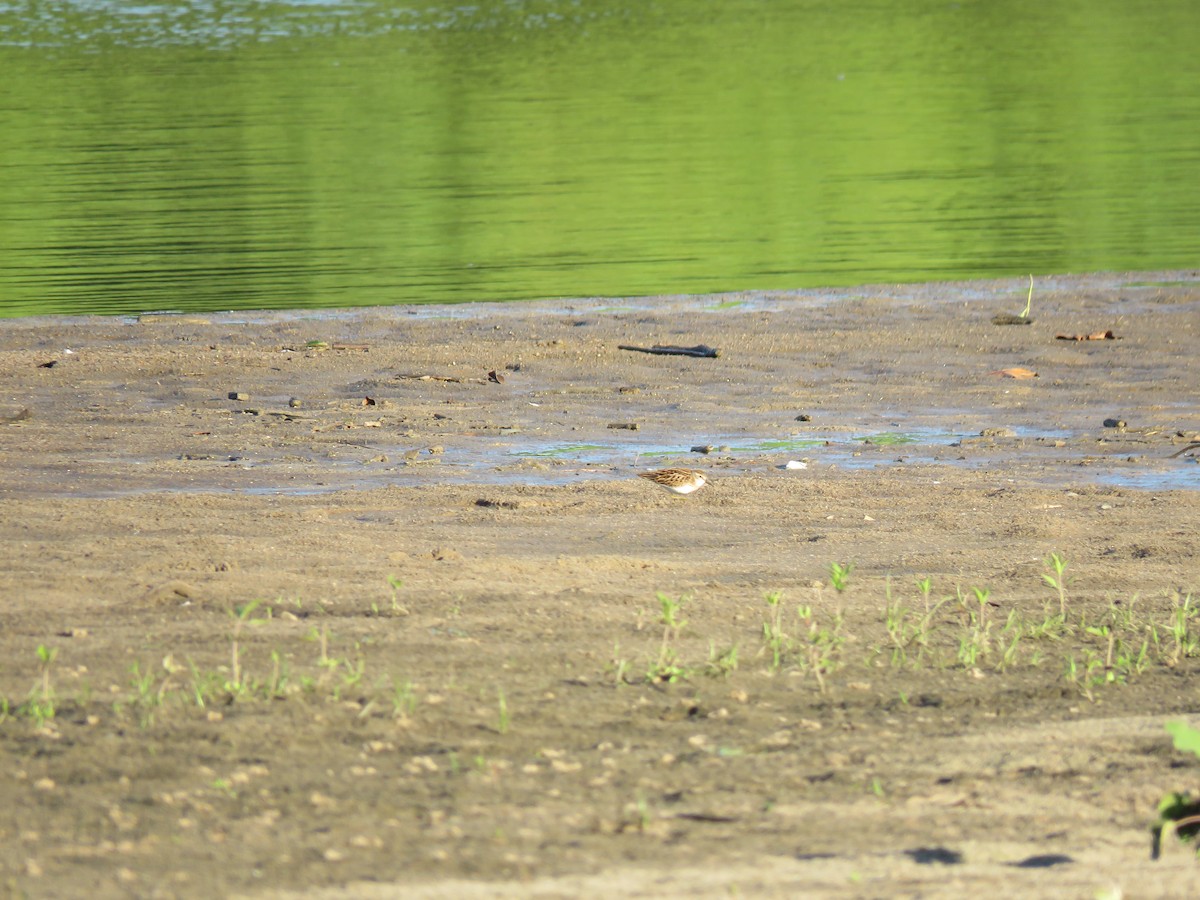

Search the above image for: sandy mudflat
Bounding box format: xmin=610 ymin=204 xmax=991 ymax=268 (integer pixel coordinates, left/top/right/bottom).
xmin=1 ymin=272 xmax=1198 ymax=897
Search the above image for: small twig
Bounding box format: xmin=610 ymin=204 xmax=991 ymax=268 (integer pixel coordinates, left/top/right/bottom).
xmin=618 ymin=344 xmax=720 ymax=358
xmin=673 ymin=812 xmax=739 ymax=823
xmin=395 ymin=373 xmax=488 ymax=384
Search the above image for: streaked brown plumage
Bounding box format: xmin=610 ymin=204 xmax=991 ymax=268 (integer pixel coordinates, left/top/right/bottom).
xmin=637 ymin=468 xmax=708 ymax=495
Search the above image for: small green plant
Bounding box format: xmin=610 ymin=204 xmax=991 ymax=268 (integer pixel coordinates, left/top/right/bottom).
xmin=1063 ymin=651 xmax=1106 ymax=702
xmin=915 ymin=576 xmax=934 ymax=612
xmin=794 ymin=604 xmax=845 ymax=693
xmin=1166 ymin=594 xmax=1200 ymax=665
xmin=187 ymin=659 xmax=219 ymax=708
xmin=997 ymin=611 xmax=1024 ymax=671
xmin=1084 ymin=619 xmax=1118 ymax=680
xmin=882 ymin=582 xmax=908 ymax=666
xmin=633 ymin=792 xmax=652 ymax=832
xmin=228 ymin=599 xmax=265 ymax=694
xmin=705 ymin=641 xmax=739 ymax=678
xmin=1083 ymin=598 xmax=1151 ymax=684
xmin=265 ymin=649 xmax=290 ymax=699
xmin=1020 ymin=273 xmax=1034 ymax=318
xmin=956 ymin=587 xmax=994 ymax=667
xmin=306 ymin=624 xmax=334 ymax=670
xmin=391 ymin=679 xmax=417 ymax=719
xmin=648 ymin=593 xmax=689 ymax=683
xmin=760 ymin=592 xmax=843 ymax=689
xmin=23 ymin=644 xmax=58 ymax=727
xmin=1152 ymin=722 xmax=1200 ymax=859
xmin=881 ymin=578 xmax=951 ymax=668
xmin=212 ymin=777 xmax=238 ymax=799
xmin=829 ymin=562 xmax=854 ymax=594
xmin=1112 ymin=594 xmax=1142 ymax=631
xmin=1116 ymin=638 xmax=1151 ymax=679
xmin=1025 ymin=611 xmax=1071 ymax=641
xmin=323 ymin=650 xmax=367 ymax=701
xmin=1042 ymin=552 xmax=1071 ymax=616
xmin=387 ymin=575 xmax=407 ymax=615
xmin=36 ymin=644 xmax=56 ymax=692
xmin=608 ymin=641 xmax=630 ymax=685
xmin=496 ymin=687 xmax=510 ymax=734
xmin=763 ymin=591 xmax=787 ymax=670
xmin=127 ymin=661 xmax=166 ymax=727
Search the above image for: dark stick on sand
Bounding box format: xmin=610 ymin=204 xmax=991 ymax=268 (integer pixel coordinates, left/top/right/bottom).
xmin=618 ymin=344 xmax=721 ymax=358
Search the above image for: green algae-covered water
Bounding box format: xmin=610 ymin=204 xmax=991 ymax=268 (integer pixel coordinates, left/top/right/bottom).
xmin=1 ymin=0 xmax=1198 ymax=317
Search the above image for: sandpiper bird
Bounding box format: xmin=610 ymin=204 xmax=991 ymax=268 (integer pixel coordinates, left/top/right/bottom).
xmin=637 ymin=468 xmax=708 ymax=495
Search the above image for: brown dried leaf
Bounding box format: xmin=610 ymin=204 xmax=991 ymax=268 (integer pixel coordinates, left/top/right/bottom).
xmin=991 ymin=367 xmax=1039 ymax=379
xmin=1055 ymin=330 xmax=1118 ymax=341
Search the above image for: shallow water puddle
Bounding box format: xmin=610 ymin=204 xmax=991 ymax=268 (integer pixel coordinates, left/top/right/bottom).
xmin=507 ymin=431 xmax=947 ymax=464
xmin=14 ymin=425 xmax=1193 ymax=499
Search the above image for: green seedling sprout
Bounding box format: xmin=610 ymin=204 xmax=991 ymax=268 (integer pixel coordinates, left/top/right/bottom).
xmin=649 ymin=593 xmax=689 ymax=682
xmin=763 ymin=591 xmax=787 ymax=670
xmin=706 ymin=640 xmax=739 ymax=678
xmin=496 ymin=687 xmax=509 ymax=734
xmin=830 ymin=562 xmax=854 ymax=594
xmin=1042 ymin=552 xmax=1070 ymax=616
xmin=1020 ymin=274 xmax=1034 ymax=318
xmin=1153 ymin=722 xmax=1200 ymax=859
xmin=228 ymin=599 xmax=264 ymax=694
xmin=387 ymin=575 xmax=407 ymax=615
xmin=25 ymin=644 xmax=59 ymax=727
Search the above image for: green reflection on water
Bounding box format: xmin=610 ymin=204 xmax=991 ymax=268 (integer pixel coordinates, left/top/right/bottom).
xmin=519 ymin=444 xmax=611 ymax=459
xmin=735 ymin=439 xmax=828 ymax=452
xmin=1 ymin=0 xmax=1198 ymax=317
xmin=511 ymin=432 xmax=935 ymax=460
xmin=734 ymin=433 xmax=927 ymax=451
xmin=852 ymin=433 xmax=925 ymax=447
